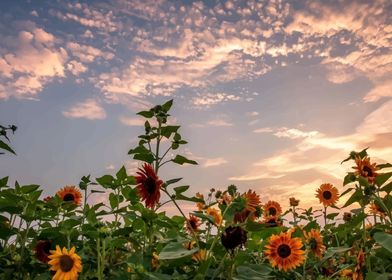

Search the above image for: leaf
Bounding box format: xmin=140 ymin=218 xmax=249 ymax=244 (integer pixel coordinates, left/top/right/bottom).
xmin=166 ymin=178 xmax=183 ymax=186
xmin=116 ymin=166 xmax=127 ymax=181
xmin=96 ymin=175 xmax=115 ymax=188
xmin=343 ymin=188 xmax=363 ymax=208
xmin=374 ymin=232 xmax=392 ymax=254
xmin=160 ymin=125 xmax=180 ymax=138
xmin=0 ymin=176 xmax=8 ymax=188
xmin=343 ymin=173 xmax=356 ymax=186
xmin=322 ymin=247 xmax=351 ymax=261
xmin=173 ymin=185 xmax=189 ymax=195
xmin=358 ymin=176 xmax=369 ymax=187
xmin=137 ymin=110 xmax=154 ymax=118
xmin=161 ymin=99 xmax=173 ymax=112
xmin=234 ymin=264 xmax=273 ymax=280
xmin=159 ymin=241 xmax=198 ymax=260
xmin=366 ymin=272 xmax=389 ymax=280
xmin=327 ymin=212 xmax=339 ymax=220
xmin=381 ymin=181 xmax=392 ymax=193
xmin=109 ymin=192 xmax=119 ymax=209
xmin=128 ymin=145 xmax=150 ymax=155
xmin=133 ymin=153 xmax=155 ymax=164
xmin=0 ymin=140 xmax=16 ymax=154
xmin=340 ymin=187 xmax=354 ymax=197
xmin=375 ymin=172 xmax=392 ymax=187
xmin=377 ymin=163 xmax=392 ymax=169
xmin=20 ymin=184 xmax=40 ymax=194
xmin=60 ymin=218 xmax=81 ymax=229
xmin=172 ymin=155 xmax=198 ymax=165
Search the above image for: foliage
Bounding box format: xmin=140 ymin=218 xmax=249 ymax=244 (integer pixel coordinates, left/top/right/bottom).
xmin=0 ymin=100 xmax=391 ymax=279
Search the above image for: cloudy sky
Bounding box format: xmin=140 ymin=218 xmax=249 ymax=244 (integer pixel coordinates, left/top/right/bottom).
xmin=0 ymin=0 xmax=391 ymax=212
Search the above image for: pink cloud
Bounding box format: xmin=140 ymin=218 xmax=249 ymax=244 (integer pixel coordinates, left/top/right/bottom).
xmin=62 ymin=98 xmax=106 ymax=120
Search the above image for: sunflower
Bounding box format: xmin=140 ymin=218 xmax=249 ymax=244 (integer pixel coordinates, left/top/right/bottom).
xmin=315 ymin=183 xmax=339 ymax=207
xmin=263 ymin=201 xmax=282 ymax=218
xmin=221 ymin=226 xmax=247 ymax=251
xmin=353 ymin=156 xmax=378 ymax=184
xmin=56 ymin=186 xmax=82 ymax=205
xmin=206 ymin=207 xmax=222 ymax=226
xmin=343 ymin=212 xmax=352 ymax=222
xmin=218 ymin=192 xmax=232 ymax=205
xmin=289 ymin=197 xmax=299 ymax=207
xmin=353 ymin=249 xmax=365 ymax=280
xmin=369 ymin=202 xmax=386 ymax=218
xmin=243 ymin=190 xmax=261 ymax=212
xmin=263 ymin=216 xmax=283 ymax=227
xmin=195 ymin=192 xmax=205 ymax=211
xmin=48 ymin=245 xmax=82 ymax=280
xmin=304 ymin=229 xmax=326 ymax=259
xmin=192 ymin=249 xmax=207 ymax=263
xmin=264 ymin=231 xmax=305 ymax=272
xmin=34 ymin=240 xmax=53 ymax=263
xmin=135 ymin=163 xmax=163 ymax=209
xmin=186 ymin=215 xmax=201 ymax=232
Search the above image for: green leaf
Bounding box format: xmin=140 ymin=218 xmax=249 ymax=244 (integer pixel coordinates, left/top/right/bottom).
xmin=20 ymin=184 xmax=40 ymax=194
xmin=96 ymin=175 xmax=115 ymax=188
xmin=374 ymin=232 xmax=392 ymax=253
xmin=234 ymin=264 xmax=273 ymax=280
xmin=137 ymin=110 xmax=154 ymax=118
xmin=128 ymin=145 xmax=150 ymax=155
xmin=366 ymin=272 xmax=389 ymax=280
xmin=375 ymin=172 xmax=392 ymax=187
xmin=0 ymin=140 xmax=16 ymax=154
xmin=340 ymin=187 xmax=354 ymax=197
xmin=161 ymin=99 xmax=173 ymax=112
xmin=173 ymin=185 xmax=189 ymax=194
xmin=358 ymin=176 xmax=369 ymax=187
xmin=166 ymin=178 xmax=183 ymax=186
xmin=159 ymin=241 xmax=198 ymax=260
xmin=326 ymin=212 xmax=339 ymax=220
xmin=60 ymin=218 xmax=81 ymax=229
xmin=109 ymin=192 xmax=119 ymax=209
xmin=377 ymin=163 xmax=392 ymax=169
xmin=116 ymin=166 xmax=127 ymax=181
xmin=343 ymin=173 xmax=356 ymax=186
xmin=172 ymin=155 xmax=198 ymax=165
xmin=322 ymin=247 xmax=351 ymax=261
xmin=381 ymin=181 xmax=392 ymax=193
xmin=133 ymin=153 xmax=155 ymax=164
xmin=343 ymin=188 xmax=363 ymax=208
xmin=160 ymin=125 xmax=180 ymax=138
xmin=0 ymin=176 xmax=8 ymax=188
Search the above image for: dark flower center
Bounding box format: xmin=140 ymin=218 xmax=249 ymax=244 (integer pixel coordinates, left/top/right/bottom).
xmin=322 ymin=191 xmax=332 ymax=200
xmin=59 ymin=255 xmax=74 ymax=272
xmin=277 ymin=244 xmax=291 ymax=258
xmin=42 ymin=241 xmax=51 ymax=255
xmin=268 ymin=207 xmax=277 ymax=216
xmin=309 ymin=238 xmax=318 ymax=250
xmin=221 ymin=226 xmax=247 ymax=251
xmin=63 ymin=193 xmax=75 ymax=202
xmin=189 ymin=220 xmax=197 ymax=229
xmin=363 ymin=166 xmax=373 ymax=177
xmin=144 ymin=177 xmax=157 ymax=194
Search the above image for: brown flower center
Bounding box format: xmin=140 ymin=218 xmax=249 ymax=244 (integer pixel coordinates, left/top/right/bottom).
xmin=363 ymin=166 xmax=373 ymax=177
xmin=309 ymin=238 xmax=318 ymax=250
xmin=277 ymin=244 xmax=291 ymax=258
xmin=268 ymin=207 xmax=277 ymax=216
xmin=189 ymin=220 xmax=197 ymax=229
xmin=59 ymin=255 xmax=74 ymax=272
xmin=322 ymin=191 xmax=332 ymax=200
xmin=63 ymin=193 xmax=75 ymax=202
xmin=145 ymin=177 xmax=157 ymax=194
xmin=43 ymin=241 xmax=51 ymax=255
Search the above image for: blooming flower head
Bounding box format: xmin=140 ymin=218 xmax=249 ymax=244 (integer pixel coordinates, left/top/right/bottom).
xmin=289 ymin=197 xmax=299 ymax=207
xmin=206 ymin=207 xmax=222 ymax=226
xmin=221 ymin=226 xmax=247 ymax=251
xmin=48 ymin=245 xmax=82 ymax=280
xmin=353 ymin=156 xmax=378 ymax=184
xmin=34 ymin=240 xmax=53 ymax=263
xmin=186 ymin=215 xmax=201 ymax=232
xmin=369 ymin=202 xmax=386 ymax=218
xmin=263 ymin=201 xmax=282 ymax=218
xmin=195 ymin=192 xmax=205 ymax=211
xmin=233 ymin=190 xmax=261 ymax=223
xmin=304 ymin=229 xmax=326 ymax=259
xmin=316 ymin=183 xmax=339 ymax=207
xmin=135 ymin=163 xmax=163 ymax=209
xmin=192 ymin=249 xmax=207 ymax=263
xmin=264 ymin=231 xmax=305 ymax=272
xmin=56 ymin=186 xmax=82 ymax=205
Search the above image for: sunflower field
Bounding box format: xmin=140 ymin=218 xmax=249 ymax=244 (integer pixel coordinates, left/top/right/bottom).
xmin=0 ymin=100 xmax=392 ymax=280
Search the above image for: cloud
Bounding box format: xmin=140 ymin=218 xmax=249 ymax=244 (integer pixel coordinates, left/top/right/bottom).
xmin=67 ymin=60 xmax=87 ymax=75
xmin=119 ymin=116 xmax=145 ymax=126
xmin=274 ymin=128 xmax=319 ymax=139
xmin=253 ymin=127 xmax=273 ymax=133
xmin=207 ymin=119 xmax=233 ymax=127
xmin=66 ymin=42 xmax=114 ymax=63
xmin=192 ymin=92 xmax=241 ymax=108
xmin=363 ymin=80 xmax=392 ymax=103
xmin=62 ymin=98 xmax=106 ymax=120
xmin=203 ymin=157 xmax=228 ymax=168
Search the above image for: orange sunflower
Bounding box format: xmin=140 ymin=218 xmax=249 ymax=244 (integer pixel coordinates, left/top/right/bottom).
xmin=304 ymin=229 xmax=326 ymax=259
xmin=135 ymin=163 xmax=163 ymax=209
xmin=234 ymin=190 xmax=261 ymax=223
xmin=316 ymin=183 xmax=339 ymax=207
xmin=206 ymin=207 xmax=222 ymax=226
xmin=353 ymin=249 xmax=365 ymax=280
xmin=353 ymin=156 xmax=378 ymax=184
xmin=263 ymin=201 xmax=282 ymax=218
xmin=48 ymin=246 xmax=82 ymax=280
xmin=369 ymin=202 xmax=386 ymax=218
xmin=264 ymin=231 xmax=305 ymax=272
xmin=192 ymin=249 xmax=207 ymax=263
xmin=195 ymin=192 xmax=205 ymax=211
xmin=56 ymin=186 xmax=82 ymax=205
xmin=186 ymin=215 xmax=201 ymax=232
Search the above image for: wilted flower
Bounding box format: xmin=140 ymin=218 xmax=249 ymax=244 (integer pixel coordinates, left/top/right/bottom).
xmin=221 ymin=226 xmax=247 ymax=251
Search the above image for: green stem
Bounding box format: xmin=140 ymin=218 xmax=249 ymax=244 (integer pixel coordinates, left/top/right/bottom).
xmin=323 ymin=206 xmax=328 ymax=228
xmin=155 ymin=121 xmax=162 ymax=173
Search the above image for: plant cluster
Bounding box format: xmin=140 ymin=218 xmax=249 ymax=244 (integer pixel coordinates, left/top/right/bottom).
xmin=0 ymin=100 xmax=391 ymax=280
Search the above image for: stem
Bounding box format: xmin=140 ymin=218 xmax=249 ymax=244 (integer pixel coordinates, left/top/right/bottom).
xmin=158 ymin=146 xmax=172 ymax=165
xmin=155 ymin=121 xmax=162 ymax=173
xmin=323 ymin=206 xmax=328 ymax=228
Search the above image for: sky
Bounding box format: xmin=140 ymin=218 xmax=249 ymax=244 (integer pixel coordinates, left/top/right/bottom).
xmin=0 ymin=0 xmax=391 ymax=214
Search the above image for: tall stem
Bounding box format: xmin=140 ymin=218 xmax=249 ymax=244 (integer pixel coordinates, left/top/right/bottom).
xmin=323 ymin=206 xmax=328 ymax=228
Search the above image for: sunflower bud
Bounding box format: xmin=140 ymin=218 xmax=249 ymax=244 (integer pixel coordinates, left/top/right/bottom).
xmin=221 ymin=226 xmax=247 ymax=251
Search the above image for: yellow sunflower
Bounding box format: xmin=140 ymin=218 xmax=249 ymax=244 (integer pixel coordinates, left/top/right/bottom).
xmin=353 ymin=156 xmax=378 ymax=184
xmin=264 ymin=231 xmax=305 ymax=272
xmin=48 ymin=245 xmax=82 ymax=280
xmin=56 ymin=186 xmax=82 ymax=205
xmin=206 ymin=207 xmax=222 ymax=226
xmin=315 ymin=183 xmax=339 ymax=207
xmin=263 ymin=201 xmax=282 ymax=218
xmin=304 ymin=229 xmax=326 ymax=259
xmin=192 ymin=249 xmax=207 ymax=263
